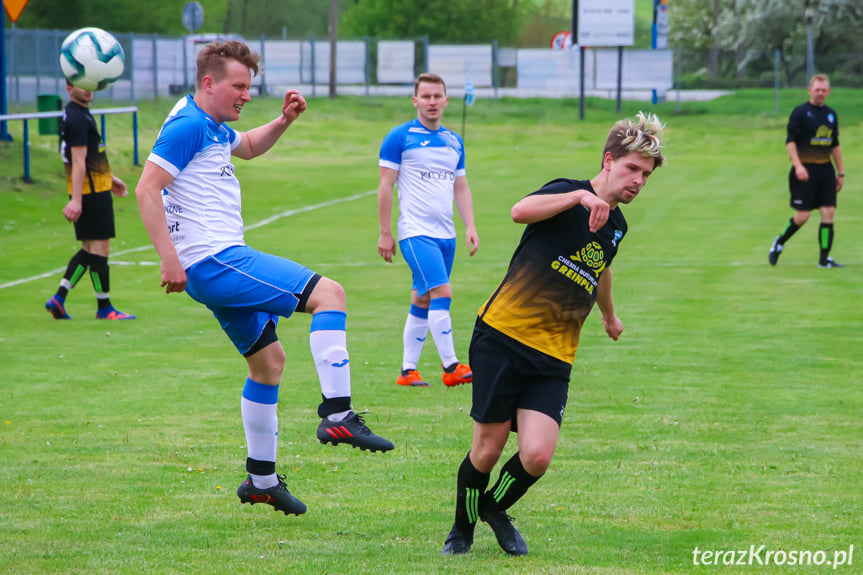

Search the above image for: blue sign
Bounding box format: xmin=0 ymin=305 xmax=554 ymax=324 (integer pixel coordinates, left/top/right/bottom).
xmin=182 ymin=2 xmax=205 ymax=34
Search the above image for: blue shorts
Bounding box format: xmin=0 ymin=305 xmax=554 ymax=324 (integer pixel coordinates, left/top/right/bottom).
xmin=399 ymin=236 xmax=456 ymax=297
xmin=185 ymin=245 xmax=317 ymax=355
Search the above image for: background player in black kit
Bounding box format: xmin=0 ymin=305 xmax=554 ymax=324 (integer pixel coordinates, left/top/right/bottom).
xmin=44 ymin=80 xmax=135 ymax=320
xmin=441 ymin=112 xmax=665 ymax=557
xmin=769 ymin=73 xmax=845 ymax=268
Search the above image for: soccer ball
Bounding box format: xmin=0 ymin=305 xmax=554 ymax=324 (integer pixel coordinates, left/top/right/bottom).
xmin=59 ymin=27 xmax=125 ymax=92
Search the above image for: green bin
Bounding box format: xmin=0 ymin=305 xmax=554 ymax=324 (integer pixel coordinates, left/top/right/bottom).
xmin=37 ymin=94 xmax=63 ymax=135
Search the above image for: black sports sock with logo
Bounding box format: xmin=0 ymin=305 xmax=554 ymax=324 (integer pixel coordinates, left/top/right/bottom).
xmin=819 ymin=223 xmax=834 ymax=262
xmin=482 ymin=451 xmax=541 ymax=513
xmin=58 ymin=249 xmax=90 ymax=298
xmin=454 ymin=452 xmax=489 ymax=532
xmin=778 ymin=217 xmax=800 ymax=245
xmin=87 ymin=253 xmax=112 ymax=310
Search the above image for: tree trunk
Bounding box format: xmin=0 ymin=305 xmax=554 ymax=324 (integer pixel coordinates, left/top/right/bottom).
xmin=708 ymin=0 xmax=721 ymax=80
xmin=329 ymin=0 xmax=338 ymax=99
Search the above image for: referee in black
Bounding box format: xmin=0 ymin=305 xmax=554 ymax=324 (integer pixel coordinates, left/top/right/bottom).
xmin=769 ymin=73 xmax=845 ymax=268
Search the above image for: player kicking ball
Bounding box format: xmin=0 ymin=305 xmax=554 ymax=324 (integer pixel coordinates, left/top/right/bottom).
xmin=135 ymin=40 xmax=392 ymax=517
xmin=442 ymin=113 xmax=665 ymax=554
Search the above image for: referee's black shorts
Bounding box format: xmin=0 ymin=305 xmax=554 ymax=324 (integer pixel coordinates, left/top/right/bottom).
xmin=73 ymin=191 xmax=115 ymax=241
xmin=789 ymin=163 xmax=837 ymax=211
xmin=469 ymin=319 xmax=572 ymax=429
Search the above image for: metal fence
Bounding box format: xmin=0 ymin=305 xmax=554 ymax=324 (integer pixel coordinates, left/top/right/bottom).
xmin=677 ymin=48 xmax=863 ymax=89
xmin=4 ymin=26 xmax=860 ymax=106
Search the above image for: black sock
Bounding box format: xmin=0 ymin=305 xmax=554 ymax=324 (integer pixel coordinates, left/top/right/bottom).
xmin=778 ymin=217 xmax=800 ymax=245
xmin=482 ymin=451 xmax=541 ymax=513
xmin=59 ymin=249 xmax=90 ymax=298
xmin=454 ymin=452 xmax=489 ymax=531
xmin=819 ymin=223 xmax=834 ymax=262
xmin=87 ymin=253 xmax=111 ymax=309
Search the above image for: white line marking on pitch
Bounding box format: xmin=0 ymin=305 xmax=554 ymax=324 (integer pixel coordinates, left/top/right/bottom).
xmin=0 ymin=190 xmax=376 ymax=290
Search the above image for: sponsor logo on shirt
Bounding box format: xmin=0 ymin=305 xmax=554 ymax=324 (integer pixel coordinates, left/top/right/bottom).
xmin=550 ymin=252 xmax=600 ymax=294
xmin=420 ymin=169 xmax=455 ymax=181
xmin=220 ymin=164 xmax=235 ymax=177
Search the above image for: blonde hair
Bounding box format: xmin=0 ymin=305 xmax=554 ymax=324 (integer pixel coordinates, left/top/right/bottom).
xmin=602 ymin=111 xmax=665 ymax=168
xmin=809 ymin=73 xmax=830 ymax=87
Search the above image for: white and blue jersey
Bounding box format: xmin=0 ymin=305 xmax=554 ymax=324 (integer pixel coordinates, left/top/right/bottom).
xmin=379 ymin=118 xmax=466 ymax=242
xmin=147 ymin=96 xmax=245 ymax=269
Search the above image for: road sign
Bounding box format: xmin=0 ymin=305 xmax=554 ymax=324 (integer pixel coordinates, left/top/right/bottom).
xmin=550 ymin=31 xmax=573 ymax=50
xmin=182 ymin=1 xmax=205 ymax=34
xmin=4 ymin=0 xmax=31 ymax=22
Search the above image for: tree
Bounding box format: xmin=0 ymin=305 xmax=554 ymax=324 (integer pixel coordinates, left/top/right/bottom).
xmin=224 ymin=0 xmax=354 ymax=38
xmin=12 ymin=0 xmax=230 ymax=35
xmin=340 ymin=0 xmax=521 ymax=44
xmin=714 ymin=0 xmax=863 ymax=83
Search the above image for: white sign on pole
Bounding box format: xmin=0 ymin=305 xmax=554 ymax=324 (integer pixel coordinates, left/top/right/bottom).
xmin=576 ymin=0 xmax=635 ymax=47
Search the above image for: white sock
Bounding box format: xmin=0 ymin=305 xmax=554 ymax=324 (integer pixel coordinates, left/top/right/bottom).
xmin=402 ymin=305 xmax=429 ymax=371
xmin=249 ymin=473 xmax=278 ymax=489
xmin=241 ymin=378 xmax=279 ymax=489
xmin=310 ymin=311 xmax=351 ymax=401
xmin=428 ymin=298 xmax=458 ymax=368
xmin=326 ymin=409 xmax=352 ymax=422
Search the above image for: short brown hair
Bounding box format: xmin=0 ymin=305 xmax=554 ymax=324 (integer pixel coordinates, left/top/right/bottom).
xmin=414 ymin=73 xmax=446 ymax=96
xmin=602 ymin=112 xmax=665 ymax=168
xmin=196 ymin=40 xmax=261 ymax=89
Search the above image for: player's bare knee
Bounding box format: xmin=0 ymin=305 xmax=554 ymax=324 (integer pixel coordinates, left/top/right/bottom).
xmin=306 ymin=277 xmax=346 ymax=313
xmin=520 ymin=448 xmax=553 ymax=476
xmin=246 ymin=342 xmax=286 ymax=384
xmin=428 ymin=283 xmax=453 ymax=299
xmin=793 ymin=211 xmax=811 ymax=225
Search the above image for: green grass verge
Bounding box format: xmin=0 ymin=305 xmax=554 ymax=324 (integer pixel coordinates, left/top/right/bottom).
xmin=1 ymin=89 xmax=861 ymax=574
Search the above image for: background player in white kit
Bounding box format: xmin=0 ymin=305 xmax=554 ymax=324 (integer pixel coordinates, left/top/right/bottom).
xmin=377 ymin=73 xmax=480 ymax=388
xmin=135 ymin=40 xmax=393 ymax=517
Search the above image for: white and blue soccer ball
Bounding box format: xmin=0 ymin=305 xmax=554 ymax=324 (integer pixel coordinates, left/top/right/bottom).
xmin=59 ymin=27 xmax=125 ymax=92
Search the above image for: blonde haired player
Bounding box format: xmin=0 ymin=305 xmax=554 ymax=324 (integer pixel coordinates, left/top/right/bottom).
xmin=442 ymin=113 xmax=665 ymax=556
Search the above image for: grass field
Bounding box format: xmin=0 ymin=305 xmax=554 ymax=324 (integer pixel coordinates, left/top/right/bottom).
xmin=1 ymin=90 xmax=861 ymax=574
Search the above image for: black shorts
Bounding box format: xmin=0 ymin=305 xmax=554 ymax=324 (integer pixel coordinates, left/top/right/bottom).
xmin=73 ymin=191 xmax=115 ymax=241
xmin=789 ymin=163 xmax=836 ymax=211
xmin=469 ymin=320 xmax=572 ymax=428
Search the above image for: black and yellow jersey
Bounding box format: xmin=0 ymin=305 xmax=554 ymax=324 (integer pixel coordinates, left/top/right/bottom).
xmin=60 ymin=101 xmax=113 ymax=195
xmin=477 ymin=178 xmax=627 ymax=364
xmin=786 ymin=102 xmax=839 ymax=165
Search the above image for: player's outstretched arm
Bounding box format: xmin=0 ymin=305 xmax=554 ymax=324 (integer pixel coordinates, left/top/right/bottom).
xmin=454 ymin=176 xmax=479 ymax=256
xmin=512 ymin=189 xmax=609 ymax=232
xmin=597 ymin=268 xmax=623 ymax=341
xmin=135 ymin=162 xmax=186 ymax=293
xmin=377 ymin=167 xmax=398 ymax=263
xmin=234 ymin=89 xmax=307 ymax=160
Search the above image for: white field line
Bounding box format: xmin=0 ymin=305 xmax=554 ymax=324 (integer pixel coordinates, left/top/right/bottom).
xmin=0 ymin=190 xmax=376 ymax=290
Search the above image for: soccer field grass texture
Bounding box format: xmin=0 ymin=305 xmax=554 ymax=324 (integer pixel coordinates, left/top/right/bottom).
xmin=1 ymin=93 xmax=861 ymax=574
